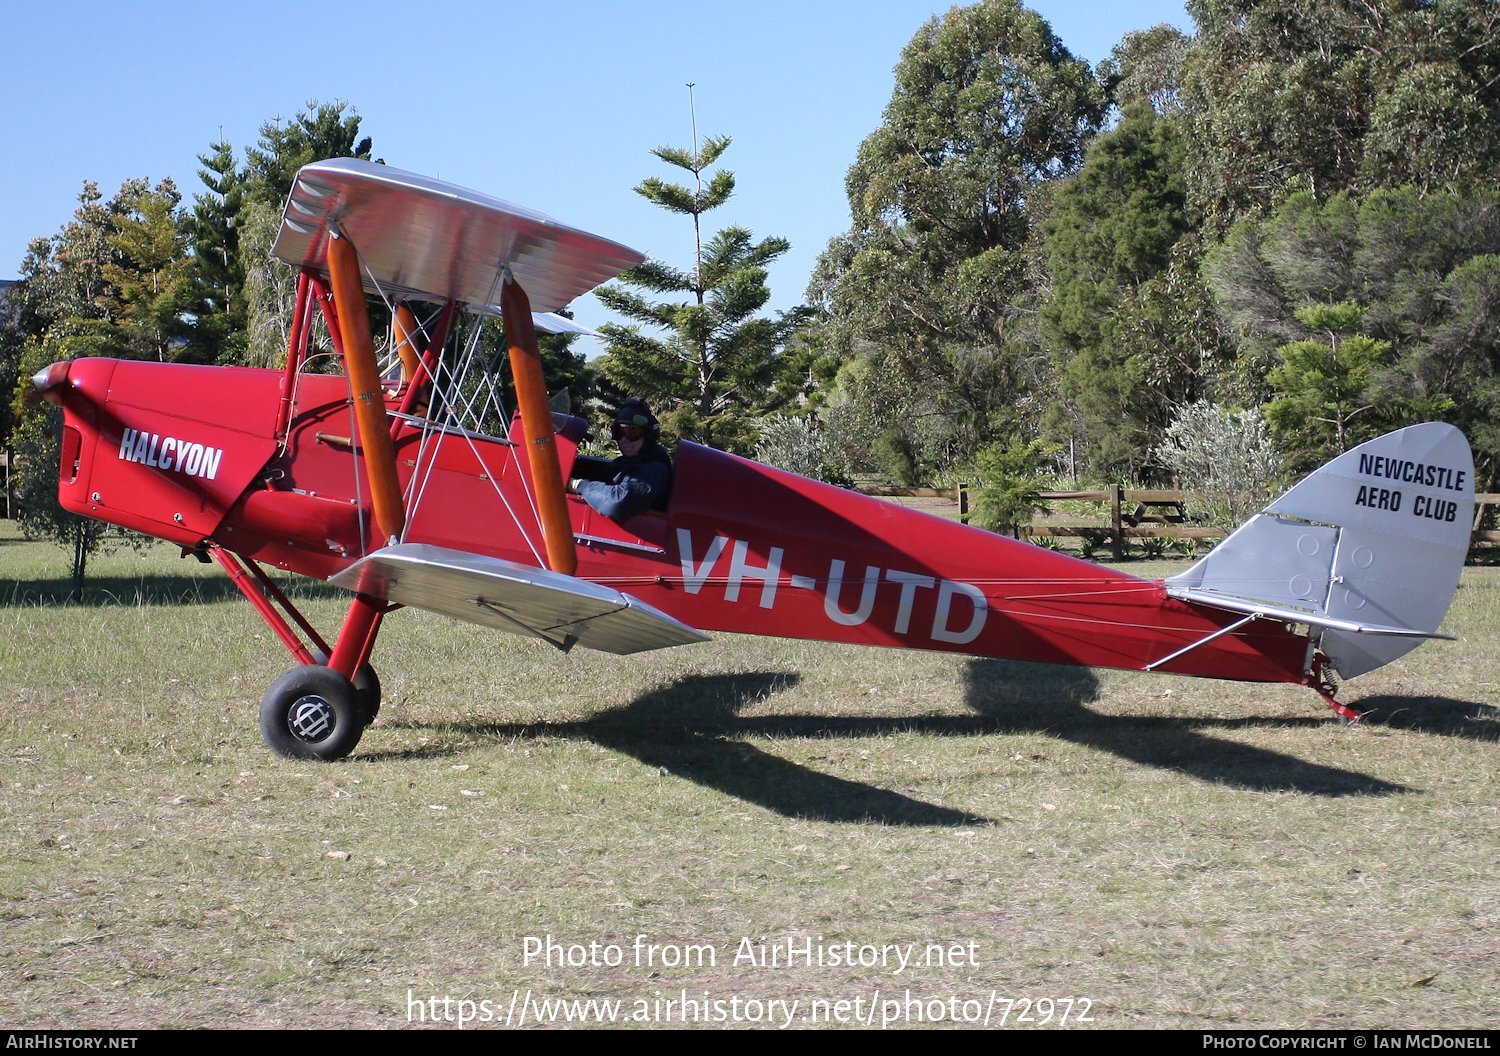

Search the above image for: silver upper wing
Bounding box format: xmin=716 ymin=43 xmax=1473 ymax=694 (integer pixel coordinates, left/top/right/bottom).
xmin=272 ymin=158 xmax=644 ymax=312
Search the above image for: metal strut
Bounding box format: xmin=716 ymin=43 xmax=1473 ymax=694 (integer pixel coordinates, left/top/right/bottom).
xmin=328 ymin=594 xmax=390 ymax=678
xmin=210 ymin=544 xmax=399 ymax=675
xmin=209 ymin=545 xmax=329 ymax=665
xmin=1145 ymin=612 xmax=1263 ymax=671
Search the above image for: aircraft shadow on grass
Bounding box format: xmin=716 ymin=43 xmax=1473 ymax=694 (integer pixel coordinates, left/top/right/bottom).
xmin=961 ymin=659 xmax=1410 ymax=797
xmin=378 ymin=653 xmax=1500 ymax=815
xmin=1345 ymin=693 xmax=1500 ymax=740
xmin=383 ymin=671 xmax=994 ymax=827
xmin=963 ymin=659 xmax=1498 ymax=795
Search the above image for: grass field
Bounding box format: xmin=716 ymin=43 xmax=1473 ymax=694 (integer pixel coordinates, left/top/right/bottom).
xmin=2 ymin=523 xmax=1495 ymax=1029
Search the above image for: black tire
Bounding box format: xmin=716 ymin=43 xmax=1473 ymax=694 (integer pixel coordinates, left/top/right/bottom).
xmin=259 ymin=665 xmax=365 ymax=761
xmin=352 ymin=664 xmax=381 ymax=725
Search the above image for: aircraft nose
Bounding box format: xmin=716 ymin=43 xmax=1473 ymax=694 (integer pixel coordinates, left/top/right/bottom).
xmin=28 ymin=360 xmax=70 ymax=406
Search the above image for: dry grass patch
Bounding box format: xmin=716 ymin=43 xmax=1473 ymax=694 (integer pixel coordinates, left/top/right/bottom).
xmin=2 ymin=529 xmax=1495 ymax=1028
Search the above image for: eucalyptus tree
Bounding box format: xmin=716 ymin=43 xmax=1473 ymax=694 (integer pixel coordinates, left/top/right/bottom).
xmin=812 ymin=0 xmax=1105 ymax=479
xmin=1182 ymin=0 xmax=1500 ymax=233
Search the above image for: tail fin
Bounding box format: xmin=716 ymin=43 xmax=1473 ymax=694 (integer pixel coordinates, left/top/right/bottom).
xmin=1166 ymin=423 xmax=1474 ymax=680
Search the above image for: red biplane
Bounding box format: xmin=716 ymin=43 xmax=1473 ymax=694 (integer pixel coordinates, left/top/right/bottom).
xmin=32 ymin=159 xmax=1475 ymax=760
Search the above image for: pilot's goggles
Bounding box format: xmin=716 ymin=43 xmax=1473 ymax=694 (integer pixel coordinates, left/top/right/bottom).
xmin=613 ymin=423 xmax=648 ymax=440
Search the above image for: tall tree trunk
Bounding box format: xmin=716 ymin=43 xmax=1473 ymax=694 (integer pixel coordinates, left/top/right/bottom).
xmin=70 ymin=524 xmax=87 ymax=603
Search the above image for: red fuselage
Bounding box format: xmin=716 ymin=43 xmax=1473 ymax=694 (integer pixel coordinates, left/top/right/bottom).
xmin=52 ymin=358 xmax=1312 ymax=685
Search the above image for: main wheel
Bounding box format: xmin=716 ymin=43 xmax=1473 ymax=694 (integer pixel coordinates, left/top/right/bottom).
xmin=259 ymin=665 xmax=366 ymax=761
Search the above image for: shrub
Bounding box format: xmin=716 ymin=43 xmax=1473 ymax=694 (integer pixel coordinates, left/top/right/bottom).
xmin=755 ymin=414 xmax=851 ymax=486
xmin=970 ymin=440 xmax=1048 ymax=536
xmin=1153 ymin=400 xmax=1286 ymax=533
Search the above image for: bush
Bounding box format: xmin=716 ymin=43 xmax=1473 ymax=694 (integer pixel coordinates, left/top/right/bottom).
xmin=754 ymin=414 xmax=851 ymax=486
xmin=1136 ymin=536 xmax=1170 ymax=559
xmin=1153 ymin=400 xmax=1286 ymax=532
xmin=970 ymin=440 xmax=1048 ymax=536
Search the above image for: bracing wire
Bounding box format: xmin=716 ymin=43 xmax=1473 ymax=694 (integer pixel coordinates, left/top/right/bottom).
xmin=392 ymin=265 xmax=549 ymax=568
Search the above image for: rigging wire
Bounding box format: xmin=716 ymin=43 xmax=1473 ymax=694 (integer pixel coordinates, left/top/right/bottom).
xmin=394 ymin=267 xmax=549 ymax=569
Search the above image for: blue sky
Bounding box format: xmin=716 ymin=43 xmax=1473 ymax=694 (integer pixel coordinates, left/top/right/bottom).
xmin=4 ymin=1 xmax=1189 ymax=350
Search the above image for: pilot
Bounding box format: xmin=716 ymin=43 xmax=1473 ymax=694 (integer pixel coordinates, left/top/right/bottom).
xmin=570 ymin=397 xmax=672 ymax=521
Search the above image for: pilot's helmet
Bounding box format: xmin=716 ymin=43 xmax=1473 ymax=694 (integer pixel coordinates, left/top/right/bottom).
xmin=613 ymin=397 xmax=660 ymax=442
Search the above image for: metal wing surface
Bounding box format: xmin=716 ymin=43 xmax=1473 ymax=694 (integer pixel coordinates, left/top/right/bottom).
xmin=271 ymin=158 xmax=644 ymax=312
xmin=328 ymin=543 xmax=708 ymax=655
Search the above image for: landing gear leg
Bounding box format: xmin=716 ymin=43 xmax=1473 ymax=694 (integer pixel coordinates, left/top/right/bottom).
xmin=328 ymin=593 xmax=387 ymax=726
xmin=211 ymin=545 xmax=394 ymax=758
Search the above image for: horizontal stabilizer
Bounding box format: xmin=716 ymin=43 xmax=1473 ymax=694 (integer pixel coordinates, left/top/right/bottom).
xmin=329 ymin=543 xmax=708 ymax=655
xmin=1170 ymin=588 xmax=1457 ymax=640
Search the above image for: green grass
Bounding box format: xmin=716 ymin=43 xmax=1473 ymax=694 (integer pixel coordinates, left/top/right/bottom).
xmin=1 ymin=524 xmax=1496 ymax=1028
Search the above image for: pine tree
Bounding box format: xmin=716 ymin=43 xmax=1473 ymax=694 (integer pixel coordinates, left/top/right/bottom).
xmin=190 ymin=138 xmax=246 ymax=364
xmin=597 ymin=135 xmax=809 ymax=453
xmin=1039 ymin=100 xmax=1196 ymax=478
xmin=1264 ymin=302 xmax=1394 ymax=470
xmin=102 ymin=178 xmax=196 ymax=362
xmin=1206 ymin=187 xmax=1499 ymax=482
xmin=238 ymin=102 xmax=375 ymax=367
xmin=243 ymin=101 xmax=372 ymax=206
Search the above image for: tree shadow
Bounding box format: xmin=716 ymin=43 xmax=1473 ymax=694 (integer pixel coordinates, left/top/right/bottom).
xmin=1 ymin=572 xmax=346 ymax=608
xmin=382 ymin=671 xmax=992 ymax=826
xmin=963 ymin=658 xmax=1412 ymax=796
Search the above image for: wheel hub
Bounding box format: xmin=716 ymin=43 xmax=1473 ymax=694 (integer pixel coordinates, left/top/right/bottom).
xmin=288 ymin=694 xmax=336 ymax=742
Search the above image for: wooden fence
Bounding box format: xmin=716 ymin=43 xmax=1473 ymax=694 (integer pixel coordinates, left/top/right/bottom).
xmin=1023 ymin=486 xmax=1218 ymax=560
xmin=857 ymin=484 xmax=970 ymax=524
xmin=858 ymin=482 xmax=1500 ymax=560
xmin=1474 ymin=493 xmax=1500 ymax=549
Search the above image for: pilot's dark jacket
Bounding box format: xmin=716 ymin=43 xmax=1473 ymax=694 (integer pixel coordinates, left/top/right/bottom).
xmin=576 ymin=444 xmax=672 ymax=521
